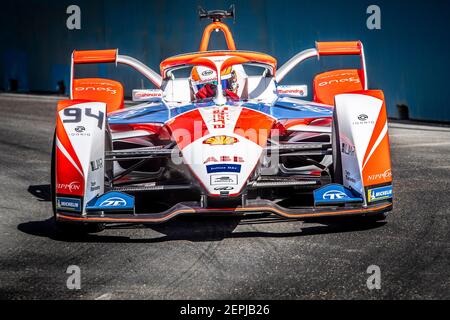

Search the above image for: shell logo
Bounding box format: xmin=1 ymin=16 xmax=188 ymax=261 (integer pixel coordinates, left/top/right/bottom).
xmin=203 ymin=135 xmax=238 ymax=145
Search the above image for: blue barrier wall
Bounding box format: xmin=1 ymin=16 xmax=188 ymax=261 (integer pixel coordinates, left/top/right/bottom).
xmin=1 ymin=0 xmax=449 ymax=121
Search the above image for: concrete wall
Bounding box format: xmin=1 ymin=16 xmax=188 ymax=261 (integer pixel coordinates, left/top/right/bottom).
xmin=1 ymin=0 xmax=449 ymax=121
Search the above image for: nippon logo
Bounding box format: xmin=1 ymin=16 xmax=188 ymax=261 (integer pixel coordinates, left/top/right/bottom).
xmin=100 ymin=197 xmax=127 ymax=207
xmin=322 ymin=190 xmax=347 ymax=200
xmin=57 ymin=181 xmax=81 ymax=192
xmin=368 ymin=169 xmax=392 ymax=181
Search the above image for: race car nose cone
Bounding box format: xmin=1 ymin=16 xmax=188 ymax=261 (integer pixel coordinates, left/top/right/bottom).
xmin=166 ymin=106 xmax=275 ymax=196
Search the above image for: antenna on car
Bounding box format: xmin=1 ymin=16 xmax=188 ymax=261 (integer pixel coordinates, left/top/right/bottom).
xmin=198 ymin=4 xmax=235 ymax=23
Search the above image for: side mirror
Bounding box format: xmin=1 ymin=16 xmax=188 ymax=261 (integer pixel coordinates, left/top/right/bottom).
xmin=277 ymin=85 xmax=308 ymax=98
xmin=132 ymin=89 xmax=163 ymax=102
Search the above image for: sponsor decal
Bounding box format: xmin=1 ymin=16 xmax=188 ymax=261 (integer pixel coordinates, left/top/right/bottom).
xmin=368 ymin=169 xmax=392 ymax=182
xmin=56 ymin=197 xmax=81 ymax=212
xmin=277 ymin=85 xmax=308 ymax=97
xmin=57 ymin=181 xmax=81 ymax=193
xmin=75 ymin=126 xmax=85 ymax=133
xmin=358 ymin=114 xmax=368 ymax=121
xmin=367 ymin=185 xmax=393 ymax=203
xmin=322 ymin=190 xmax=347 ymax=200
xmin=212 ymin=107 xmax=230 ymax=129
xmin=132 ymin=89 xmax=163 ymax=101
xmin=206 ymin=164 xmax=241 ymax=173
xmin=90 ymin=158 xmax=103 ymax=171
xmin=345 ymin=170 xmax=357 ymax=183
xmin=313 ymin=184 xmax=363 ymax=205
xmin=341 ymin=142 xmax=355 ymax=156
xmin=75 ymin=86 xmax=117 ymax=95
xmin=201 ymin=69 xmax=214 ymax=77
xmin=100 ymin=197 xmax=127 ymax=207
xmin=210 ymin=174 xmax=238 ymax=185
xmin=318 ymin=76 xmax=360 ymax=87
xmin=204 ymin=156 xmax=244 ymax=164
xmin=70 ymin=125 xmax=90 ymax=137
xmin=203 ymin=135 xmax=238 ymax=146
xmin=352 ymin=113 xmax=375 ymax=125
xmin=86 ymin=191 xmax=134 ymax=211
xmin=90 ymin=181 xmax=100 ymax=192
xmin=214 ymin=186 xmax=234 ymax=191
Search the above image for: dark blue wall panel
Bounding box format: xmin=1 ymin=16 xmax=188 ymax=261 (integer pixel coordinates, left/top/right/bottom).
xmin=1 ymin=0 xmax=449 ymax=121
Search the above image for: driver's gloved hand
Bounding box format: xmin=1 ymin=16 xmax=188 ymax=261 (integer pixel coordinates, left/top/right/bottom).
xmin=225 ymin=89 xmax=239 ymax=100
xmin=196 ymin=83 xmax=217 ymax=100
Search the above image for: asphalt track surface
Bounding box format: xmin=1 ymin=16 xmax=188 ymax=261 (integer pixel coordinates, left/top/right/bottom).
xmin=0 ymin=94 xmax=449 ymax=300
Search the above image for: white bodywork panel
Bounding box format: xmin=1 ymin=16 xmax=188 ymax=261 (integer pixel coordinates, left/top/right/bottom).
xmin=334 ymin=93 xmax=383 ymax=204
xmin=58 ymin=102 xmax=106 ymax=212
xmin=180 ymin=106 xmax=264 ymax=196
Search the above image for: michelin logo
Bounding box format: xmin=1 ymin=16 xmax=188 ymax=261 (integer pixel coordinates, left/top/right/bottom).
xmin=368 ymin=185 xmax=393 ymax=203
xmin=56 ymin=197 xmax=81 ymax=212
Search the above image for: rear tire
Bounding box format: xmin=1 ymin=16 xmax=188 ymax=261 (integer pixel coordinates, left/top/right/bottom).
xmin=51 ymin=131 xmax=105 ymax=234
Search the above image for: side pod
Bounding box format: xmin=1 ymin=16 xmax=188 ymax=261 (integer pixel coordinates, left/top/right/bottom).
xmin=55 ymin=100 xmax=107 ymax=215
xmin=333 ymin=90 xmax=392 ymax=206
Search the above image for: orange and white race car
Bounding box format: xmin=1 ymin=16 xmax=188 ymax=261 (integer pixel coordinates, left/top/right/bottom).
xmin=51 ymin=6 xmax=392 ymax=233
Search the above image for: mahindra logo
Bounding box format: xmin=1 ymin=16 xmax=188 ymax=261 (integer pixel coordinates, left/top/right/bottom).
xmin=368 ymin=169 xmax=392 ymax=181
xmin=136 ymin=92 xmax=161 ymax=97
xmin=278 ymin=89 xmax=304 ymax=94
xmin=358 ymin=114 xmax=368 ymax=121
xmin=57 ymin=181 xmax=81 ymax=192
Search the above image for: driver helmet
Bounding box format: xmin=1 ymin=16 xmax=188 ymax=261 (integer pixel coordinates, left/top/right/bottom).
xmin=191 ymin=66 xmax=239 ymax=96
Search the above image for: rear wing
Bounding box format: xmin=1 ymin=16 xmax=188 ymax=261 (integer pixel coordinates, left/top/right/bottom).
xmin=276 ymin=41 xmax=368 ymax=89
xmin=69 ymin=49 xmax=162 ymax=98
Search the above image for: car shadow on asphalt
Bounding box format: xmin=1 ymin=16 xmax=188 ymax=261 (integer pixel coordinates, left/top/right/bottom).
xmin=28 ymin=184 xmax=52 ymax=202
xmin=17 ymin=214 xmax=386 ymax=243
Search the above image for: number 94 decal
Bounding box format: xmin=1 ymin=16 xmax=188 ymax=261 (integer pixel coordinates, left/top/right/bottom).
xmin=62 ymin=107 xmax=104 ymax=130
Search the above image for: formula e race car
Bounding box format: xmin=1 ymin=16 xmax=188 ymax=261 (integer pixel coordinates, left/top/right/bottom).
xmin=52 ymin=7 xmax=393 ymax=233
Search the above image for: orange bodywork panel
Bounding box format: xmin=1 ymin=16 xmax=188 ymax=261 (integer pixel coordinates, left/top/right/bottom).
xmin=72 ymin=78 xmax=124 ymax=113
xmin=313 ymin=69 xmax=364 ymax=106
xmin=160 ymin=51 xmax=277 ymax=77
xmin=316 ymin=41 xmax=362 ymax=56
xmin=359 ymin=90 xmax=392 ymax=187
xmin=73 ymin=49 xmax=117 ymax=64
xmin=199 ymin=22 xmax=236 ymax=51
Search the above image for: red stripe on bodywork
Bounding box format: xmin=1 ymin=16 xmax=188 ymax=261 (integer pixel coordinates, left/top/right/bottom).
xmin=234 ymin=108 xmax=275 ymax=147
xmin=356 ymin=90 xmax=392 ymax=186
xmin=55 ymin=100 xmax=85 ymax=196
xmin=166 ymin=109 xmax=209 ymax=150
xmin=56 ymin=100 xmax=84 ymax=173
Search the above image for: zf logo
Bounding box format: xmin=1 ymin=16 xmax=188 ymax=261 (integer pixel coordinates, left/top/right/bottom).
xmin=323 ymin=190 xmax=346 ymax=200
xmin=100 ymin=197 xmax=126 ymax=207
